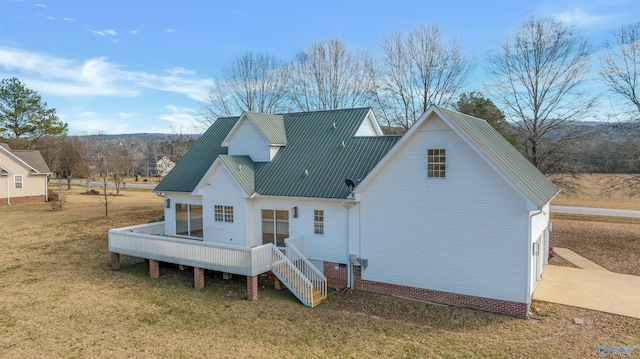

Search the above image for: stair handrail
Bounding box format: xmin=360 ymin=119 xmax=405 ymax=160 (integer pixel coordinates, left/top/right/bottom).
xmin=270 ymin=244 xmax=315 ymax=306
xmin=284 ymin=236 xmax=327 ymax=300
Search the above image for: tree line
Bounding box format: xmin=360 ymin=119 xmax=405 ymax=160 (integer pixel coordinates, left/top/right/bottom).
xmin=1 ymin=17 xmax=639 ymax=193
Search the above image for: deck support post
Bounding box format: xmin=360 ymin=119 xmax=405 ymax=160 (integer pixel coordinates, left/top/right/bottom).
xmin=110 ymin=253 xmax=121 ymax=270
xmin=274 ymin=277 xmax=283 ymax=290
xmin=193 ymin=267 xmax=204 ymax=290
xmin=149 ymin=259 xmax=160 ymax=279
xmin=223 ymin=272 xmax=232 ymax=280
xmin=247 ymin=275 xmax=258 ymax=302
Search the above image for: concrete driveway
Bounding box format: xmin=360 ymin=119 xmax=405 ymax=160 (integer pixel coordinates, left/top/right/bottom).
xmin=533 ymin=265 xmax=640 ymax=319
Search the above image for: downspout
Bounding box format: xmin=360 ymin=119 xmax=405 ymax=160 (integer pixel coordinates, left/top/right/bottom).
xmin=342 ymin=200 xmax=357 ymax=289
xmin=6 ymin=174 xmax=10 ymax=205
xmin=526 ymin=207 xmax=544 ymax=316
xmin=45 ymin=174 xmax=49 ymax=202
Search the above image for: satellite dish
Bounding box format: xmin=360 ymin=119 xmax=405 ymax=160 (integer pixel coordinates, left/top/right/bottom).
xmin=345 ymin=178 xmax=355 ymax=191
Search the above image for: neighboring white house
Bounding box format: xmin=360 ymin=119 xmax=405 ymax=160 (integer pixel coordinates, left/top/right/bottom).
xmin=155 ymin=156 xmax=175 ymax=177
xmin=109 ymin=106 xmax=559 ymax=318
xmin=0 ymin=143 xmax=51 ymax=206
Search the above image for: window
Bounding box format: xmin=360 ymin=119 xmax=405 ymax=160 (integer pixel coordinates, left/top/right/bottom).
xmin=314 ymin=210 xmax=324 ymax=235
xmin=427 ymin=149 xmax=446 ymax=178
xmin=14 ymin=175 xmax=23 ymax=189
xmin=175 ymin=203 xmax=203 ymax=238
xmin=215 ymin=205 xmax=234 ymax=223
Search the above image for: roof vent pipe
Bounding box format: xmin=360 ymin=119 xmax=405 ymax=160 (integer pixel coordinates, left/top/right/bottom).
xmin=238 ymin=164 xmax=242 ymax=171
xmin=304 ymin=169 xmax=309 ymax=177
xmin=341 ymin=141 xmax=346 ymax=148
xmin=332 ymin=122 xmax=337 ymax=129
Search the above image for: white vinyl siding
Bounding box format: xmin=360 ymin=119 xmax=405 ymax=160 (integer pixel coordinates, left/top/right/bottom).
xmin=163 ymin=193 xmax=202 ymax=237
xmin=227 ymin=121 xmax=271 ymax=162
xmin=357 ymin=115 xmax=529 ymax=303
xmin=202 ymin=166 xmax=247 ymax=245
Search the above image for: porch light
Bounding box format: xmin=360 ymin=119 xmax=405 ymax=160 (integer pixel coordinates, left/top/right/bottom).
xmin=291 ymin=207 xmax=298 ymax=218
xmin=165 ymin=199 xmax=171 ymax=208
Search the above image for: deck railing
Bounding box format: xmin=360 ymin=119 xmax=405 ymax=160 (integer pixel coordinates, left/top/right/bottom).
xmin=285 ymin=235 xmax=327 ymax=301
xmin=108 ymin=222 xmax=272 ymax=276
xmin=270 ymin=245 xmax=316 ymax=306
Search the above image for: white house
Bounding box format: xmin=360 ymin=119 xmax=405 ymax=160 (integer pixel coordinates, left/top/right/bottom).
xmin=108 ymin=106 xmax=559 ymax=318
xmin=0 ymin=143 xmax=51 ymax=206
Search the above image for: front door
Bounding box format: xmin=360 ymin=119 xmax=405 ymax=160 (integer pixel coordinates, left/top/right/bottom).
xmin=262 ymin=209 xmax=289 ymax=247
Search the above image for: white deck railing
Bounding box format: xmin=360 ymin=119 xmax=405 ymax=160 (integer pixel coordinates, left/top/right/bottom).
xmin=285 ymin=235 xmax=327 ymax=301
xmin=271 ymin=245 xmax=316 ymax=307
xmin=108 ymin=222 xmax=272 ymax=276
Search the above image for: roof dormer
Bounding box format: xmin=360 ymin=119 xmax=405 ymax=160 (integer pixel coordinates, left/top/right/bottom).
xmin=354 ymin=109 xmax=384 ymax=137
xmin=222 ymin=112 xmax=287 ymax=162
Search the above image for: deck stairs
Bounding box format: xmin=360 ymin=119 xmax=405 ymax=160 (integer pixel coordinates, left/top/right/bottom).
xmin=270 ymin=238 xmax=327 ymax=307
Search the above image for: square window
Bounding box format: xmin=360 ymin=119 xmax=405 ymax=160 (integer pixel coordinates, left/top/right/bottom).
xmin=214 ymin=205 xmax=224 ymax=222
xmin=427 ymin=149 xmax=446 ymax=178
xmin=314 ymin=209 xmax=324 ymax=235
xmin=224 ymin=205 xmax=234 ymax=222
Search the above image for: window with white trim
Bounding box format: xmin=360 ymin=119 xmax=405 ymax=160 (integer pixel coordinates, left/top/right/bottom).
xmin=427 ymin=149 xmax=446 ymax=178
xmin=314 ymin=209 xmax=324 ymax=234
xmin=14 ymin=175 xmax=23 ymax=189
xmin=215 ymin=205 xmax=234 ymax=223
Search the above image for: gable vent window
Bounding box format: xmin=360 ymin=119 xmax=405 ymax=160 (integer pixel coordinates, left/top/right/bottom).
xmin=427 ymin=149 xmax=446 ymax=178
xmin=215 ymin=205 xmax=234 ymax=223
xmin=14 ymin=175 xmax=23 ymax=189
xmin=314 ymin=209 xmax=324 ymax=235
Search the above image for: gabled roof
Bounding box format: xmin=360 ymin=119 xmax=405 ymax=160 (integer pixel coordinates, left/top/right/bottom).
xmin=245 ymin=112 xmax=287 ymax=145
xmin=156 ymin=108 xmax=400 ymax=199
xmin=218 ymin=155 xmax=255 ymax=196
xmin=355 ymin=105 xmax=559 ymax=208
xmin=154 ymin=117 xmax=238 ymax=193
xmin=0 ymin=144 xmax=51 ymax=174
xmin=433 ymin=106 xmax=559 ymax=207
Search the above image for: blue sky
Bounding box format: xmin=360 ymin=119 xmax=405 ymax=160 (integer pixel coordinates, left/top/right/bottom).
xmin=0 ymin=0 xmax=637 ymax=135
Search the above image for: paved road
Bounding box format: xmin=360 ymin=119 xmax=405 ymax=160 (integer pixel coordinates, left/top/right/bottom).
xmin=53 ymin=179 xmax=156 ymax=190
xmin=551 ymin=205 xmax=640 ymax=218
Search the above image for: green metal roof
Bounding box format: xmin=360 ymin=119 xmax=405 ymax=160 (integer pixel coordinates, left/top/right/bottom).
xmin=218 ymin=155 xmax=255 ymax=195
xmin=154 ymin=117 xmax=238 ymax=193
xmin=245 ymin=112 xmax=287 ymax=145
xmin=434 ymin=106 xmax=560 ymax=207
xmin=155 ymin=108 xmax=400 ymax=198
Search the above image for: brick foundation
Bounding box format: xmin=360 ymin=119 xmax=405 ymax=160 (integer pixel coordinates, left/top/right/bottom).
xmin=0 ymin=195 xmax=46 ymax=206
xmin=323 ymin=261 xmax=348 ymax=289
xmin=353 ymin=267 xmax=528 ymax=318
xmin=110 ymin=253 xmax=121 ymax=270
xmin=193 ymin=267 xmax=204 ymax=290
xmin=247 ymin=275 xmax=258 ymax=301
xmin=149 ymin=259 xmax=160 ymax=279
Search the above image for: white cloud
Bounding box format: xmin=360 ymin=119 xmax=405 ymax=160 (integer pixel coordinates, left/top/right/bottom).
xmin=61 ymin=111 xmax=131 ymax=134
xmin=0 ymin=47 xmax=212 ymax=100
xmin=89 ymin=29 xmax=117 ymax=37
xmin=165 ymin=28 xmax=176 ymax=34
xmin=89 ymin=29 xmax=105 ymax=37
xmin=165 ymin=67 xmax=196 ymax=76
xmin=47 ymin=16 xmax=54 ymax=20
xmin=118 ymin=112 xmax=137 ymax=118
xmin=157 ymin=105 xmax=198 ymax=131
xmin=62 ymin=17 xmax=74 ymax=22
xmin=34 ymin=3 xmax=47 ymax=8
xmin=553 ymin=8 xmax=614 ymax=28
xmin=103 ymin=29 xmax=117 ymax=36
xmin=129 ymin=30 xmax=138 ymax=35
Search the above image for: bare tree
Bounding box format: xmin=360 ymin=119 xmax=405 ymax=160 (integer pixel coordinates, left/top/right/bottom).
xmin=487 ymin=17 xmax=596 ymax=181
xmin=373 ymin=25 xmax=473 ymax=129
xmin=600 ymin=23 xmax=640 ymax=194
xmin=58 ymin=137 xmax=90 ymax=190
xmin=201 ymin=52 xmax=290 ymax=125
xmin=289 ymin=39 xmax=374 ymax=111
xmin=601 ymin=22 xmax=640 ymax=115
